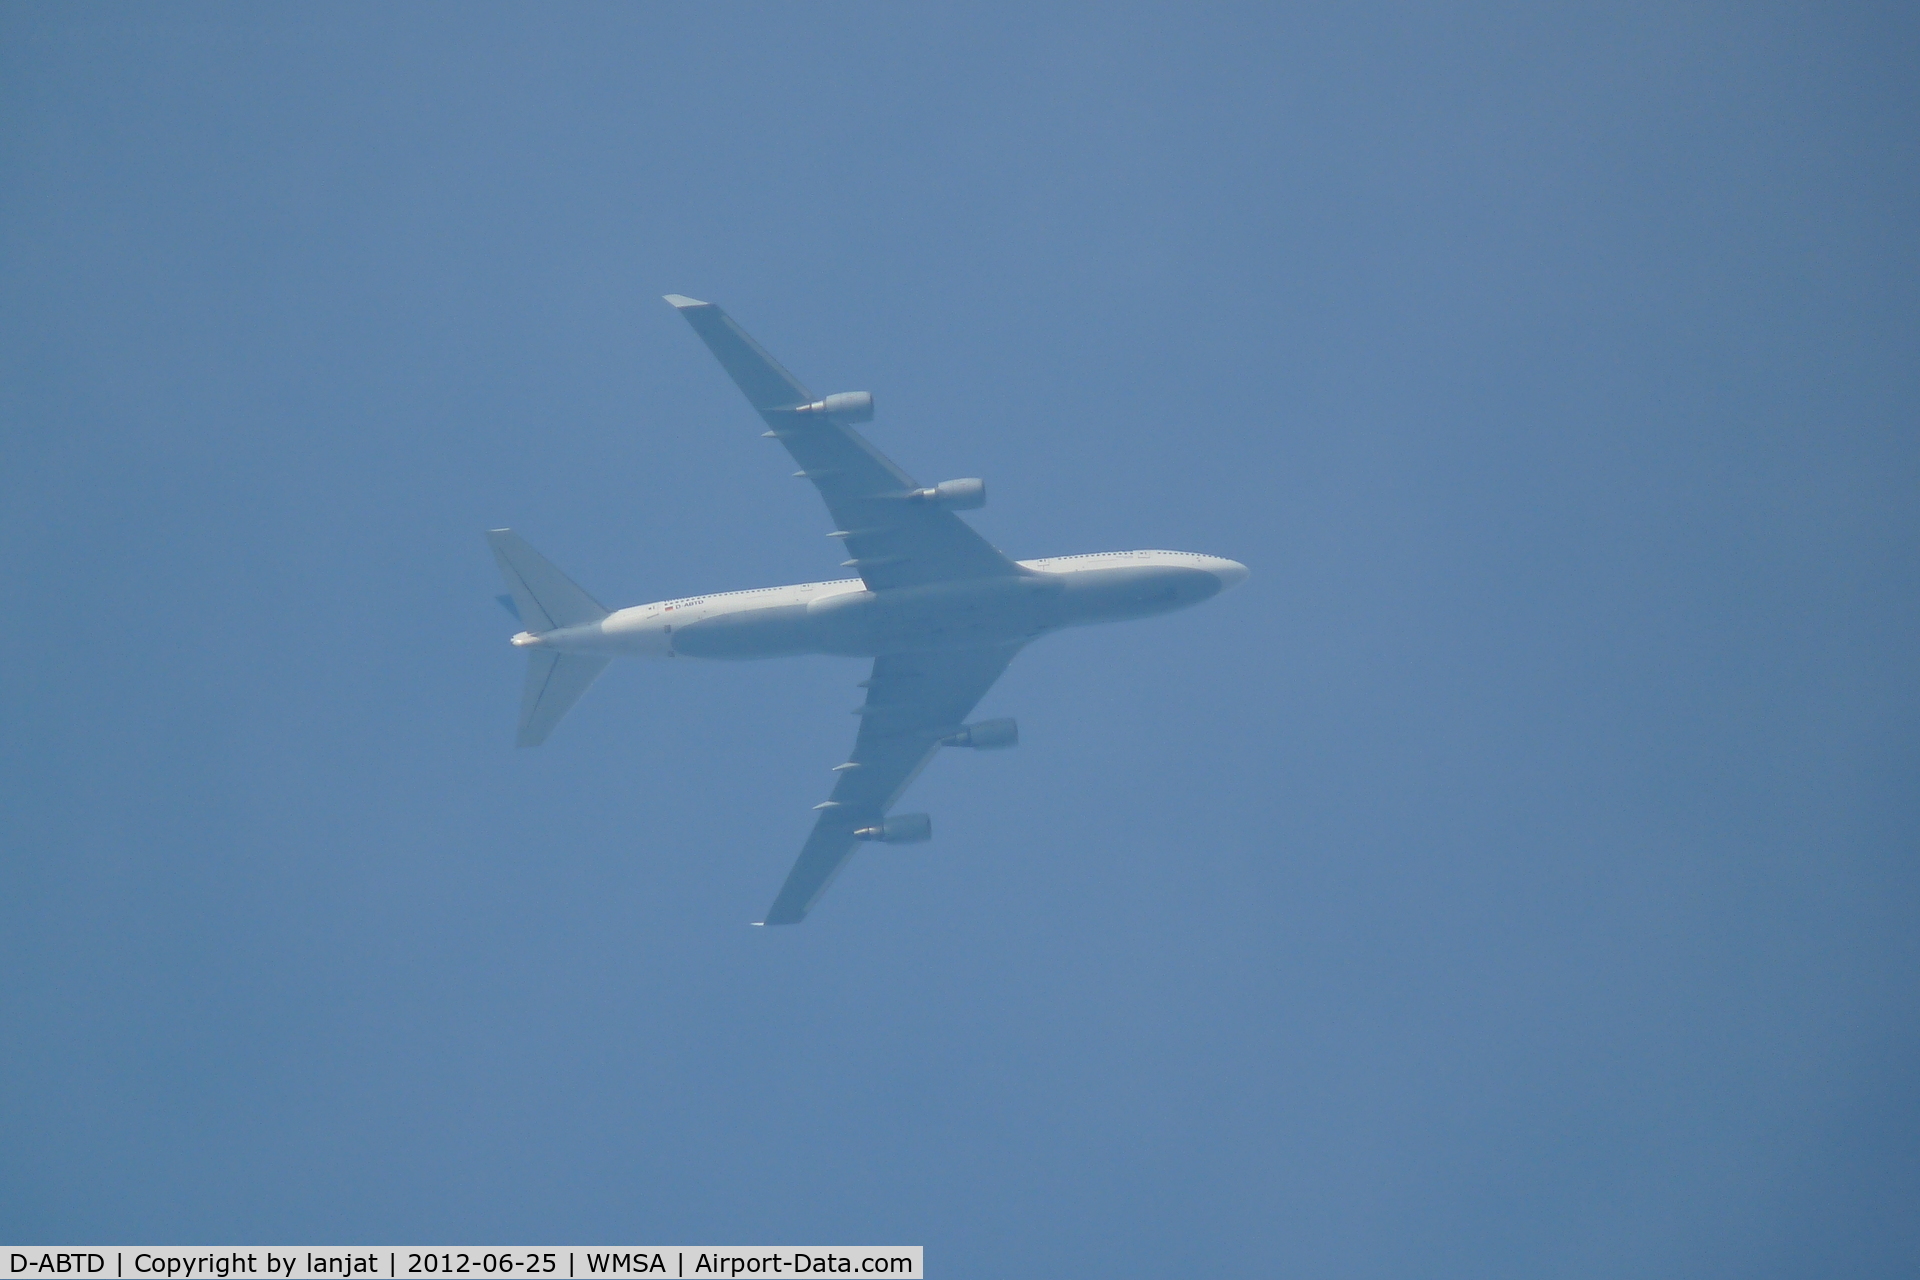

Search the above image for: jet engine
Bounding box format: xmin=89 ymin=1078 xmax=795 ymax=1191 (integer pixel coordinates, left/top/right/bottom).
xmin=796 ymin=391 xmax=874 ymax=422
xmin=855 ymin=813 xmax=933 ymax=844
xmin=944 ymin=718 xmax=1018 ymax=750
xmin=909 ymin=477 xmax=986 ymax=510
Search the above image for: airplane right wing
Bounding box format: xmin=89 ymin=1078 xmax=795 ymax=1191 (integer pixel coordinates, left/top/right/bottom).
xmin=761 ymin=642 xmax=1022 ymax=925
xmin=665 ymin=295 xmax=1024 ymax=591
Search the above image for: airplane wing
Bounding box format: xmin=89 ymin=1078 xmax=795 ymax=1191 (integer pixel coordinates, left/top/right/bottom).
xmin=665 ymin=295 xmax=1024 ymax=590
xmin=762 ymin=642 xmax=1022 ymax=925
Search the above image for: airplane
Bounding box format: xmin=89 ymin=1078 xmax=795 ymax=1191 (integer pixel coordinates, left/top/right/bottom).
xmin=488 ymin=294 xmax=1247 ymax=925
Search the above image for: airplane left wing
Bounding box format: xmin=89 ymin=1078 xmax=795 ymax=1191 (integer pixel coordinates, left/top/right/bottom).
xmin=762 ymin=643 xmax=1022 ymax=925
xmin=665 ymin=295 xmax=1025 ymax=591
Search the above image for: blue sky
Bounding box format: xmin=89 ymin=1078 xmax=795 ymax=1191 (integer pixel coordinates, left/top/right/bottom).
xmin=3 ymin=4 xmax=1915 ymax=1275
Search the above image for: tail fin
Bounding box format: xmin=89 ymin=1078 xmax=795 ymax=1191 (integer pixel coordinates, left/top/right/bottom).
xmin=486 ymin=529 xmax=610 ymax=631
xmin=486 ymin=529 xmax=614 ymax=747
xmin=517 ymin=651 xmax=610 ymax=747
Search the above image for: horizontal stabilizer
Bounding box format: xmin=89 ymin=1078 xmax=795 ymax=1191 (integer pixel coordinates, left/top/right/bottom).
xmin=517 ymin=650 xmax=610 ymax=747
xmin=486 ymin=529 xmax=609 ymax=632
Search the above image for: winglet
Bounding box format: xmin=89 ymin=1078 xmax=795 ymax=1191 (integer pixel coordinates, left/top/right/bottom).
xmin=667 ymin=297 xmax=815 ymax=412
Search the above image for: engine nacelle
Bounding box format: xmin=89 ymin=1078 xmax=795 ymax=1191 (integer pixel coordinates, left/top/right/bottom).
xmin=909 ymin=477 xmax=986 ymax=510
xmin=796 ymin=391 xmax=874 ymax=423
xmin=944 ymin=717 xmax=1018 ymax=750
xmin=854 ymin=813 xmax=932 ymax=844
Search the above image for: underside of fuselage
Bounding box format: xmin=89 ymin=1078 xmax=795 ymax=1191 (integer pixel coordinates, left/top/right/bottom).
xmin=528 ymin=554 xmax=1242 ymax=661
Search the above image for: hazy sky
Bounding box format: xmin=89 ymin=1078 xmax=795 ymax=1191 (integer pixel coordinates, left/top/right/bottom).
xmin=3 ymin=4 xmax=1915 ymax=1276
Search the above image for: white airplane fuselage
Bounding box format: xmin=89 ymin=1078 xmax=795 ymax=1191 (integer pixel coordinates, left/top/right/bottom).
xmin=513 ymin=550 xmax=1248 ymax=660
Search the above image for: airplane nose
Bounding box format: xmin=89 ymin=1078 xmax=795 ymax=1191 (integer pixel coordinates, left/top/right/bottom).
xmin=1212 ymin=559 xmax=1249 ymax=590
